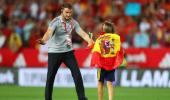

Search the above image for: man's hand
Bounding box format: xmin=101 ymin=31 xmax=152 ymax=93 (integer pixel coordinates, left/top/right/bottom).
xmin=37 ymin=39 xmax=46 ymax=45
xmin=87 ymin=32 xmax=94 ymax=46
xmin=88 ymin=32 xmax=93 ymax=39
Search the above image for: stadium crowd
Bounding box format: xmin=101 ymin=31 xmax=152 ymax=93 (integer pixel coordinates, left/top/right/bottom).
xmin=0 ymin=0 xmax=170 ymax=53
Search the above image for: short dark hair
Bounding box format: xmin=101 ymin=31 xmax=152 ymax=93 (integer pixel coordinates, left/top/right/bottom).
xmin=103 ymin=21 xmax=115 ymax=33
xmin=61 ymin=3 xmax=73 ymax=10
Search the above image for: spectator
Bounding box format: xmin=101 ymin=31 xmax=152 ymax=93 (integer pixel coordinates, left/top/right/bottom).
xmin=29 ymin=26 xmax=41 ymax=49
xmin=23 ymin=18 xmax=35 ymax=46
xmin=0 ymin=29 xmax=6 ymax=48
xmin=0 ymin=0 xmax=170 ymax=48
xmin=139 ymin=17 xmax=151 ymax=33
xmin=8 ymin=28 xmax=22 ymax=53
xmin=133 ymin=28 xmax=150 ymax=47
xmin=29 ymin=0 xmax=39 ymax=19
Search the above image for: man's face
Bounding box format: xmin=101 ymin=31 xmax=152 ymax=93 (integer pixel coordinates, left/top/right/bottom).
xmin=62 ymin=8 xmax=73 ymax=21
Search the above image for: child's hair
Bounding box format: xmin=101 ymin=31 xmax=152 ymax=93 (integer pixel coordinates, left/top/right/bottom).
xmin=102 ymin=21 xmax=115 ymax=33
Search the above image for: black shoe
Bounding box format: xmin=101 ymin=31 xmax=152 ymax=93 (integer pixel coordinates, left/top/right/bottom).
xmin=84 ymin=97 xmax=88 ymax=100
xmin=79 ymin=97 xmax=88 ymax=100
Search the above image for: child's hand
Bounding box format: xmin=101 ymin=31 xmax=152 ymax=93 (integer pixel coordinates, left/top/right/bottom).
xmin=87 ymin=42 xmax=94 ymax=49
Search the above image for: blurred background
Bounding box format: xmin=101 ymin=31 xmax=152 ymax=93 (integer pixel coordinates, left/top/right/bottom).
xmin=0 ymin=0 xmax=170 ymax=100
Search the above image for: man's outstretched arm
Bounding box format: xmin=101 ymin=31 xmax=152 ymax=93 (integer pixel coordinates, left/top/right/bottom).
xmin=38 ymin=28 xmax=53 ymax=45
xmin=77 ymin=28 xmax=94 ymax=46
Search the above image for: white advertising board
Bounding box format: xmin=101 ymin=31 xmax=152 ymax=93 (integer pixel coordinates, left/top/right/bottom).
xmin=18 ymin=68 xmax=97 ymax=87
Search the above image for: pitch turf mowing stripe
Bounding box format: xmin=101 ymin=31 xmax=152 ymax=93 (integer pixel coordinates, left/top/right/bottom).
xmin=0 ymin=86 xmax=170 ymax=100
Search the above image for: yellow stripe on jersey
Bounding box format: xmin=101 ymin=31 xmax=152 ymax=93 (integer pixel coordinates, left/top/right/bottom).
xmin=97 ymin=68 xmax=101 ymax=81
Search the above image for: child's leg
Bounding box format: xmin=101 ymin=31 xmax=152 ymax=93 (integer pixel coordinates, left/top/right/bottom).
xmin=97 ymin=68 xmax=106 ymax=100
xmin=107 ymin=81 xmax=113 ymax=100
xmin=98 ymin=81 xmax=104 ymax=100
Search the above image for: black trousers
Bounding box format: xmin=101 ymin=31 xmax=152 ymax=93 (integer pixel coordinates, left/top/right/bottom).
xmin=45 ymin=50 xmax=87 ymax=100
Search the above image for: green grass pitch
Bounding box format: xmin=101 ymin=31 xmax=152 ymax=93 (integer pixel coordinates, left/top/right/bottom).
xmin=0 ymin=85 xmax=170 ymax=100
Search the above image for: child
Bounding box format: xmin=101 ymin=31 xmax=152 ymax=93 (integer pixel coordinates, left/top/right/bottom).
xmin=90 ymin=21 xmax=124 ymax=100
